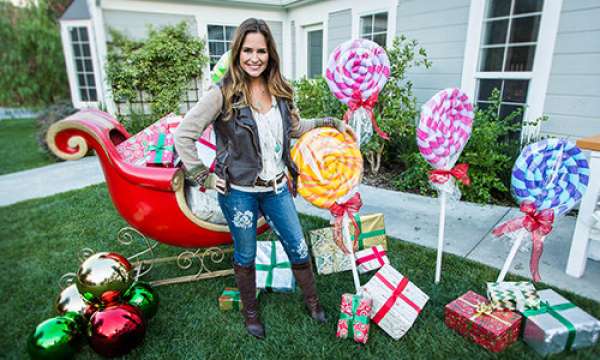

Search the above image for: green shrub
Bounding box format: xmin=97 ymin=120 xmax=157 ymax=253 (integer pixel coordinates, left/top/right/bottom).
xmin=395 ymin=89 xmax=522 ymax=204
xmin=366 ymin=35 xmax=431 ymax=174
xmin=105 ymin=22 xmax=208 ymax=132
xmin=293 ymin=77 xmax=345 ymax=119
xmin=0 ymin=0 xmax=70 ymax=107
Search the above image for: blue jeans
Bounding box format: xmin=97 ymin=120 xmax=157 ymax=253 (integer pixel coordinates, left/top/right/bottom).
xmin=218 ymin=184 xmax=309 ymax=267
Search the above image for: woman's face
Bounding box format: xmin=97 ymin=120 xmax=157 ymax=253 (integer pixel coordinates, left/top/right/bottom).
xmin=239 ymin=32 xmax=269 ymax=78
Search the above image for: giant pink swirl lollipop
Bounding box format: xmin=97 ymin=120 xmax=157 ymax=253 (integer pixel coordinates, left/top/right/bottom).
xmin=325 ymin=39 xmax=390 ymax=141
xmin=417 ymin=88 xmax=474 ymax=169
xmin=417 ymin=88 xmax=474 ymax=284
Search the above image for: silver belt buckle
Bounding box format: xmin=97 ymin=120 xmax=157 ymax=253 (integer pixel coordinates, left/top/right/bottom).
xmin=272 ymin=179 xmax=279 ymax=194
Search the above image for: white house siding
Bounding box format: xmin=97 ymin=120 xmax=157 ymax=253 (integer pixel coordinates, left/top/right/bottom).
xmin=327 ymin=9 xmax=352 ymax=57
xmin=396 ymin=0 xmax=470 ymax=106
xmin=102 ymin=9 xmax=197 ymax=40
xmin=542 ymin=0 xmax=600 ymax=138
xmin=287 ymin=0 xmax=398 ymax=79
xmin=265 ymin=20 xmax=284 ymax=60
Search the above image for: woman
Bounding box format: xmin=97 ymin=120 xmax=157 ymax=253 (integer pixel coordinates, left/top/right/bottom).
xmin=175 ymin=18 xmax=355 ymax=339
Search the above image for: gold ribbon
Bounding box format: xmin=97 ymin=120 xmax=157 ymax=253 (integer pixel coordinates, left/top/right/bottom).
xmin=457 ymin=297 xmax=511 ymax=326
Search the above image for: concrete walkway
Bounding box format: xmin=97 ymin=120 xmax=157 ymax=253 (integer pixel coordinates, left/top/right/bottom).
xmin=1 ymin=157 xmax=599 ymax=301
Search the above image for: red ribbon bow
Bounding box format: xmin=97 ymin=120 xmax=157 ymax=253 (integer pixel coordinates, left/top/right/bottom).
xmin=329 ymin=192 xmax=363 ymax=254
xmin=492 ymin=201 xmax=555 ymax=282
xmin=428 ymin=163 xmax=471 ymax=186
xmin=343 ymin=91 xmax=389 ymax=140
xmin=371 ymin=274 xmax=421 ymax=325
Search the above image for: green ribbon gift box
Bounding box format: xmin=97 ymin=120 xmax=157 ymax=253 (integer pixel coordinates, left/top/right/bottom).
xmin=522 ymin=289 xmax=600 ymax=356
xmin=218 ymin=287 xmax=259 ymax=311
xmin=336 ymin=293 xmax=372 ymax=344
xmin=219 ymin=288 xmax=242 ymax=311
xmin=255 ymin=240 xmax=295 ymax=292
xmin=144 ymin=132 xmax=175 ymax=167
xmin=308 ymin=213 xmax=387 ymax=276
xmin=349 ymin=213 xmax=388 ymax=251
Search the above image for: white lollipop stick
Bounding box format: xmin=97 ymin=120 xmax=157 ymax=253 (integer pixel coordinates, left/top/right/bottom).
xmin=435 ymin=191 xmax=447 ymax=284
xmin=497 ymin=231 xmax=526 ymax=282
xmin=342 ymin=213 xmax=361 ymax=293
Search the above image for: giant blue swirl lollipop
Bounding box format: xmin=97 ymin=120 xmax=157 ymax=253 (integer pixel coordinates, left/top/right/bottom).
xmin=511 ymin=138 xmax=589 ymax=216
xmin=494 ymin=138 xmax=589 ymax=282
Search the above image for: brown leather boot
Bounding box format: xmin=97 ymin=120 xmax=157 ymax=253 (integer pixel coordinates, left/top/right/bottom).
xmin=292 ymin=261 xmax=327 ymax=323
xmin=233 ymin=264 xmax=265 ymax=339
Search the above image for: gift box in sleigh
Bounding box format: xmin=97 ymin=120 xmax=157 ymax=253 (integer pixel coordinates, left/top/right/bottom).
xmin=46 ymin=109 xmax=270 ymax=284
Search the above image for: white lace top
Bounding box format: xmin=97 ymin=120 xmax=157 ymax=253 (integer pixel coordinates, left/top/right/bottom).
xmin=230 ymin=97 xmax=286 ymax=193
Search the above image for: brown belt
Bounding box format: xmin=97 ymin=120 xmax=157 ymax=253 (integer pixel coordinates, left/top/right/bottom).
xmin=254 ymin=173 xmax=286 ymax=188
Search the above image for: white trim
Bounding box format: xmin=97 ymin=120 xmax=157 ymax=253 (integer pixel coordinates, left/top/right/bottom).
xmin=302 ymin=23 xmax=324 ymax=79
xmin=461 ymin=0 xmax=563 ymax=141
xmin=525 ymin=0 xmax=563 ymax=138
xmin=60 ymin=20 xmax=103 ymax=109
xmin=205 ymin=23 xmax=237 ymax=89
xmin=460 ymin=0 xmax=485 ymax=100
xmin=87 ymin=0 xmax=115 ymax=114
xmin=353 ymin=7 xmax=391 ymax=47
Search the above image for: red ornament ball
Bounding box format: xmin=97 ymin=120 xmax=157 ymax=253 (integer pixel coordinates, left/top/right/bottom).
xmin=87 ymin=303 xmax=145 ymax=358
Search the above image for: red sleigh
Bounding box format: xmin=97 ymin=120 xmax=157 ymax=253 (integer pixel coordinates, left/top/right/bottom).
xmin=47 ymin=109 xmax=268 ymax=250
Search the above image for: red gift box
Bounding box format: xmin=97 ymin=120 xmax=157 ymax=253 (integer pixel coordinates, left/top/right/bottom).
xmin=445 ymin=290 xmax=522 ymax=352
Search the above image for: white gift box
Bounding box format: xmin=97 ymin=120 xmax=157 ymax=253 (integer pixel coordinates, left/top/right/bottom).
xmin=255 ymin=240 xmax=295 ymax=292
xmin=361 ymin=264 xmax=429 ymax=340
xmin=355 ymin=245 xmax=389 ymax=274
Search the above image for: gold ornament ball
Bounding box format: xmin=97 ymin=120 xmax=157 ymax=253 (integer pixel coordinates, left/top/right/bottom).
xmin=76 ymin=252 xmax=133 ymax=302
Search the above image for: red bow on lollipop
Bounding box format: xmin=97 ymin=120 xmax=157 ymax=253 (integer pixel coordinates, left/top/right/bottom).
xmin=329 ymin=192 xmax=363 ymax=254
xmin=428 ymin=163 xmax=471 ymax=186
xmin=492 ymin=201 xmax=555 ymax=282
xmin=343 ymin=91 xmax=389 ymax=140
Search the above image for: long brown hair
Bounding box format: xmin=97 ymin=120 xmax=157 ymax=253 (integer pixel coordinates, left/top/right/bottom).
xmin=220 ymin=18 xmax=294 ymax=120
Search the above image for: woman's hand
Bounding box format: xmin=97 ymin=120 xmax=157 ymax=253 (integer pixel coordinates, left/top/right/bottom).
xmin=185 ymin=165 xmax=226 ymax=194
xmin=332 ymin=119 xmax=358 ymax=143
xmin=204 ymin=173 xmax=226 ymax=195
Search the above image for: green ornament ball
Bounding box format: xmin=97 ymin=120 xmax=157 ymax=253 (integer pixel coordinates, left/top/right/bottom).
xmin=27 ymin=315 xmax=81 ymax=359
xmin=123 ymin=282 xmax=159 ymax=319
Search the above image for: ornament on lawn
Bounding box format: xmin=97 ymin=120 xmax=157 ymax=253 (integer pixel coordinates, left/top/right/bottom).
xmin=56 ymin=284 xmax=95 ymax=320
xmin=211 ymin=50 xmax=230 ymax=84
xmin=123 ymin=282 xmax=160 ymax=319
xmin=87 ymin=303 xmax=146 ymax=358
xmin=291 ymin=127 xmax=363 ymax=292
xmin=27 ymin=313 xmax=81 ymax=360
xmin=417 ymin=88 xmax=474 ymax=284
xmin=493 ymin=138 xmax=589 ymax=282
xmin=325 ymin=38 xmax=390 ymax=144
xmin=76 ymin=252 xmax=133 ymax=303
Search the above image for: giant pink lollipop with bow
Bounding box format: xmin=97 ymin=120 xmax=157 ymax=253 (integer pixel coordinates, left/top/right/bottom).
xmin=325 ymin=39 xmax=390 ymax=144
xmin=417 ymin=88 xmax=474 ymax=283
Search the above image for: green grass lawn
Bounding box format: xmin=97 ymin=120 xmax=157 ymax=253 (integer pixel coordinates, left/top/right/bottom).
xmin=0 ymin=118 xmax=56 ymax=175
xmin=1 ymin=184 xmax=599 ymax=359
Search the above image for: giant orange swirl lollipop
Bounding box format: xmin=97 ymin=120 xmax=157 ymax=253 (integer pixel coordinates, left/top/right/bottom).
xmin=291 ymin=128 xmax=362 ymax=209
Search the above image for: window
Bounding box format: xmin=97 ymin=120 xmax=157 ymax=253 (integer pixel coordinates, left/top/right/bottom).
xmin=360 ymin=12 xmax=388 ymax=47
xmin=476 ymin=0 xmax=544 ymax=125
xmin=207 ymin=25 xmax=236 ymax=68
xmin=69 ymin=27 xmax=97 ymax=102
xmin=307 ymin=29 xmax=323 ymax=78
